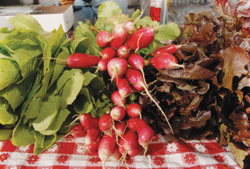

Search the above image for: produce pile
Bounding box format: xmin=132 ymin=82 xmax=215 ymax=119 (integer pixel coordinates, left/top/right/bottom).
xmin=0 ymin=0 xmax=249 ymax=168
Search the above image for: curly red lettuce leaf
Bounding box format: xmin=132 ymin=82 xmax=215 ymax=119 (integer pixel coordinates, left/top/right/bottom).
xmin=219 ymin=47 xmax=250 ymax=90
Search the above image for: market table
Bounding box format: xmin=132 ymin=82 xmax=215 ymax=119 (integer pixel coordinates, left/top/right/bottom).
xmin=0 ymin=134 xmax=240 ymax=169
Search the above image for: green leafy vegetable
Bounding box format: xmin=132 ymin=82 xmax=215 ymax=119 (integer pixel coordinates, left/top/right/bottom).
xmin=155 ymin=22 xmax=181 ymax=41
xmin=97 ymin=1 xmax=122 ymax=18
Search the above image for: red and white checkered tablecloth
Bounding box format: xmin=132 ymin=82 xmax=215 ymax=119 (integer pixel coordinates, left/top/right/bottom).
xmin=0 ymin=134 xmax=240 ymax=169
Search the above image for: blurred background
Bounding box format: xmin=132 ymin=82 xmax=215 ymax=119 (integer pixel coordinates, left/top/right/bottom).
xmin=0 ymin=0 xmax=240 ymax=29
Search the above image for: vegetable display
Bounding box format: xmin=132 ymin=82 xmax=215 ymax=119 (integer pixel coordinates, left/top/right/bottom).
xmin=0 ymin=0 xmax=249 ymax=168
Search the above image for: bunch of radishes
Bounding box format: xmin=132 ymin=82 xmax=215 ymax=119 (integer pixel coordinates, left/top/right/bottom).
xmin=66 ymin=17 xmax=184 ymax=168
xmin=69 ymin=107 xmax=154 ymax=167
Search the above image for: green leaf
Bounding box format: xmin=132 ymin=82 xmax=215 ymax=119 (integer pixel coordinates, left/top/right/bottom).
xmin=95 ymin=14 xmax=130 ymax=33
xmin=0 ymin=58 xmax=21 ymax=90
xmin=0 ymin=129 xmax=12 ymax=140
xmin=33 ymin=131 xmax=45 ymax=148
xmin=24 ymin=97 xmax=42 ymax=123
xmin=0 ymin=75 xmax=34 ymax=110
xmin=39 ymin=108 xmax=70 ymax=135
xmin=97 ymin=1 xmax=122 ymax=18
xmin=82 ymin=71 xmax=96 ymax=86
xmin=0 ymin=98 xmax=18 ymax=125
xmin=74 ymin=95 xmax=93 ymax=114
xmin=137 ymin=40 xmax=158 ymax=56
xmin=135 ymin=16 xmax=159 ymax=28
xmin=34 ymin=134 xmax=56 ymax=155
xmin=21 ymin=70 xmax=43 ymax=115
xmin=8 ymin=14 xmax=46 ymax=36
xmin=72 ymin=22 xmax=100 ymax=55
xmin=61 ymin=69 xmax=84 ymax=107
xmin=11 ymin=119 xmax=35 ymax=146
xmin=10 ymin=48 xmax=41 ymax=79
xmin=89 ymin=76 xmax=105 ymax=96
xmin=155 ymin=22 xmax=181 ymax=41
xmin=49 ymin=47 xmax=70 ymax=88
xmin=32 ymin=96 xmax=61 ymax=132
xmin=132 ymin=9 xmax=141 ymax=20
xmin=38 ymin=26 xmax=66 ymax=97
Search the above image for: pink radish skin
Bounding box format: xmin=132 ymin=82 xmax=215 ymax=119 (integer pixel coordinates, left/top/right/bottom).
xmin=99 ymin=114 xmax=113 ymax=133
xmin=120 ymin=129 xmax=139 ymax=152
xmin=66 ymin=53 xmax=100 ymax=68
xmin=149 ymin=53 xmax=184 ymax=69
xmin=97 ymin=59 xmax=108 ymax=71
xmin=111 ymin=91 xmax=126 ymax=107
xmin=128 ymin=145 xmax=143 ymax=157
xmin=110 ymin=106 xmax=126 ymax=121
xmin=127 ymin=27 xmax=154 ymax=50
xmin=124 ymin=21 xmax=135 ymax=33
xmin=70 ymin=124 xmax=87 ymax=138
xmin=126 ymin=103 xmax=142 ymax=118
xmin=85 ymin=128 xmax=101 ymax=145
xmin=127 ymin=117 xmax=147 ymax=131
xmin=137 ymin=124 xmax=155 ymax=155
xmin=112 ymin=24 xmax=128 ymax=39
xmin=115 ymin=78 xmax=133 ymax=99
xmin=111 ymin=24 xmax=128 ymax=49
xmin=112 ymin=146 xmax=122 ymax=160
xmin=107 ymin=57 xmax=128 ymax=81
xmin=98 ymin=134 xmax=117 ymax=168
xmin=128 ymin=54 xmax=145 ymax=70
xmin=101 ymin=47 xmax=116 ymax=60
xmin=153 ymin=44 xmax=179 ymax=56
xmin=96 ymin=31 xmax=112 ymax=47
xmin=114 ymin=122 xmax=127 ymax=136
xmin=80 ymin=114 xmax=99 ymax=129
xmin=126 ymin=68 xmax=144 ymax=91
xmin=86 ymin=139 xmax=101 ymax=154
xmin=117 ymin=45 xmax=130 ymax=58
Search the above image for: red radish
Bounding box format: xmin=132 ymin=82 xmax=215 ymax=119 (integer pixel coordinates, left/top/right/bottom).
xmin=120 ymin=129 xmax=139 ymax=153
xmin=111 ymin=91 xmax=126 ymax=107
xmin=98 ymin=134 xmax=117 ymax=168
xmin=128 ymin=145 xmax=143 ymax=157
xmin=126 ymin=103 xmax=142 ymax=118
xmin=137 ymin=124 xmax=155 ymax=155
xmin=127 ymin=117 xmax=147 ymax=131
xmin=69 ymin=124 xmax=87 ymax=138
xmin=111 ymin=24 xmax=128 ymax=49
xmin=114 ymin=122 xmax=127 ymax=136
xmin=127 ymin=27 xmax=155 ymax=51
xmin=126 ymin=68 xmax=144 ymax=91
xmin=112 ymin=24 xmax=128 ymax=39
xmin=126 ymin=68 xmax=174 ymax=134
xmin=115 ymin=78 xmax=133 ymax=98
xmin=107 ymin=57 xmax=128 ymax=81
xmin=153 ymin=44 xmax=179 ymax=56
xmin=85 ymin=128 xmax=101 ymax=145
xmin=149 ymin=53 xmax=184 ymax=69
xmin=96 ymin=31 xmax=112 ymax=47
xmin=99 ymin=114 xmax=113 ymax=133
xmin=124 ymin=7 xmax=145 ymax=33
xmin=124 ymin=21 xmax=135 ymax=33
xmin=86 ymin=139 xmax=100 ymax=154
xmin=117 ymin=45 xmax=130 ymax=58
xmin=79 ymin=114 xmax=99 ymax=129
xmin=66 ymin=53 xmax=100 ymax=68
xmin=100 ymin=47 xmax=116 ymax=60
xmin=110 ymin=36 xmax=127 ymax=49
xmin=110 ymin=106 xmax=126 ymax=121
xmin=128 ymin=54 xmax=145 ymax=70
xmin=112 ymin=146 xmax=122 ymax=160
xmin=97 ymin=58 xmax=108 ymax=72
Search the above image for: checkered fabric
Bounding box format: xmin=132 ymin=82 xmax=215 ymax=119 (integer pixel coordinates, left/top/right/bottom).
xmin=0 ymin=134 xmax=240 ymax=169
